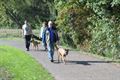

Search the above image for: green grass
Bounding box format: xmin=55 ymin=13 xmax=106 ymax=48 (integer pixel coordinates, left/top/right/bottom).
xmin=0 ymin=37 xmax=20 ymax=39
xmin=0 ymin=29 xmax=40 ymax=39
xmin=0 ymin=46 xmax=54 ymax=80
xmin=0 ymin=29 xmax=22 ymax=38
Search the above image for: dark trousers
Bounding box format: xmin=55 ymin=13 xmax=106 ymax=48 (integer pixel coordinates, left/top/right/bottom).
xmin=25 ymin=35 xmax=31 ymax=50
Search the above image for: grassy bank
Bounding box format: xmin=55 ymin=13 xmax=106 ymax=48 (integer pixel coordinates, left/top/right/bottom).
xmin=0 ymin=45 xmax=54 ymax=80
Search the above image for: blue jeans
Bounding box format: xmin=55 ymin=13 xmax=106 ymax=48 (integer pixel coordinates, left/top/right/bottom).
xmin=47 ymin=42 xmax=54 ymax=60
xmin=42 ymin=41 xmax=47 ymax=50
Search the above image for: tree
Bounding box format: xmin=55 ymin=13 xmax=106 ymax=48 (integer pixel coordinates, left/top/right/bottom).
xmin=54 ymin=0 xmax=120 ymax=59
xmin=0 ymin=0 xmax=54 ymax=28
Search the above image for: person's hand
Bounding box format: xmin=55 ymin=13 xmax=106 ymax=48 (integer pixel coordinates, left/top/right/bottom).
xmin=39 ymin=37 xmax=42 ymax=41
xmin=56 ymin=40 xmax=60 ymax=45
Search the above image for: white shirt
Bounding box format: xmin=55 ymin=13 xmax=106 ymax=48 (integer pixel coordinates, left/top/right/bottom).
xmin=40 ymin=27 xmax=44 ymax=38
xmin=40 ymin=26 xmax=47 ymax=38
xmin=22 ymin=23 xmax=32 ymax=35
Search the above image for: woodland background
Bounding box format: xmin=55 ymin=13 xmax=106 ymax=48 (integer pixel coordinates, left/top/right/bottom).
xmin=0 ymin=0 xmax=120 ymax=59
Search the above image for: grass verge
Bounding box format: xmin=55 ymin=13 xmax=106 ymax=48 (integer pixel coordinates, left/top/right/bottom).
xmin=0 ymin=45 xmax=54 ymax=80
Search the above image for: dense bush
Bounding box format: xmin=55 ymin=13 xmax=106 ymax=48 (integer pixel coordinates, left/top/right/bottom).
xmin=55 ymin=0 xmax=120 ymax=59
xmin=86 ymin=0 xmax=120 ymax=59
xmin=55 ymin=0 xmax=91 ymax=48
xmin=89 ymin=17 xmax=120 ymax=59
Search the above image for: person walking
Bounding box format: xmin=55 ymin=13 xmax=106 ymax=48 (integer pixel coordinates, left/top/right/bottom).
xmin=52 ymin=21 xmax=59 ymax=44
xmin=46 ymin=21 xmax=57 ymax=62
xmin=40 ymin=21 xmax=48 ymax=51
xmin=22 ymin=20 xmax=32 ymax=51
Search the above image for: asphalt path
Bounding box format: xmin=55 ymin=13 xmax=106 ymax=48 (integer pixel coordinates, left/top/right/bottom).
xmin=0 ymin=40 xmax=120 ymax=80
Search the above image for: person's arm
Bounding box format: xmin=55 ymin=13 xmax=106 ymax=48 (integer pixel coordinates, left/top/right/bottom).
xmin=27 ymin=23 xmax=33 ymax=35
xmin=22 ymin=26 xmax=24 ymax=37
xmin=46 ymin=30 xmax=50 ymax=43
xmin=40 ymin=27 xmax=43 ymax=38
xmin=30 ymin=27 xmax=33 ymax=35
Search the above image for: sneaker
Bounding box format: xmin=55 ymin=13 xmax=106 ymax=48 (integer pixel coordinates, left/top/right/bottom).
xmin=50 ymin=59 xmax=54 ymax=62
xmin=45 ymin=47 xmax=47 ymax=50
xmin=43 ymin=48 xmax=47 ymax=51
xmin=26 ymin=48 xmax=29 ymax=51
xmin=45 ymin=49 xmax=48 ymax=51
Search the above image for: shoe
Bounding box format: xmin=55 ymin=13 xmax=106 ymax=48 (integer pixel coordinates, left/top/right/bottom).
xmin=50 ymin=59 xmax=54 ymax=62
xmin=45 ymin=48 xmax=47 ymax=51
xmin=43 ymin=48 xmax=47 ymax=51
xmin=26 ymin=48 xmax=29 ymax=51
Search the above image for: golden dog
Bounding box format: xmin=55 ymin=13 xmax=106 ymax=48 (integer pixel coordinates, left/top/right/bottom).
xmin=55 ymin=45 xmax=69 ymax=64
xmin=31 ymin=37 xmax=40 ymax=50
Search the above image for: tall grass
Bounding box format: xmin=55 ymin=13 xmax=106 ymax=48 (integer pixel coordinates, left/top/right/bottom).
xmin=0 ymin=29 xmax=22 ymax=38
xmin=0 ymin=29 xmax=40 ymax=39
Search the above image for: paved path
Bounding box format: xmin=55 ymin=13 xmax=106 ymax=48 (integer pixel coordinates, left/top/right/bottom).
xmin=0 ymin=40 xmax=120 ymax=80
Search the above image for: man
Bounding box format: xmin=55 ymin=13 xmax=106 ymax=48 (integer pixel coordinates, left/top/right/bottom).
xmin=46 ymin=21 xmax=56 ymax=62
xmin=22 ymin=20 xmax=32 ymax=51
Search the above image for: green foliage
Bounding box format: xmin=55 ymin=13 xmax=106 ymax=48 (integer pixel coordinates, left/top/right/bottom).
xmin=55 ymin=0 xmax=120 ymax=59
xmin=0 ymin=0 xmax=54 ymax=29
xmin=86 ymin=0 xmax=120 ymax=59
xmin=89 ymin=17 xmax=120 ymax=59
xmin=55 ymin=0 xmax=91 ymax=48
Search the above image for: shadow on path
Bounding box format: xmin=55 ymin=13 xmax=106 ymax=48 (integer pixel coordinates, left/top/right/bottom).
xmin=66 ymin=60 xmax=114 ymax=65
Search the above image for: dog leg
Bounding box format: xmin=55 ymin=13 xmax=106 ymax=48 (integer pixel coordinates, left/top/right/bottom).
xmin=35 ymin=46 xmax=37 ymax=51
xmin=34 ymin=46 xmax=35 ymax=50
xmin=37 ymin=45 xmax=39 ymax=51
xmin=64 ymin=57 xmax=66 ymax=64
xmin=62 ymin=56 xmax=66 ymax=64
xmin=57 ymin=52 xmax=60 ymax=63
xmin=32 ymin=43 xmax=34 ymax=50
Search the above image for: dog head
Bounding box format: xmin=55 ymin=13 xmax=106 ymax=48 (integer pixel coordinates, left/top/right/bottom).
xmin=64 ymin=49 xmax=69 ymax=56
xmin=31 ymin=37 xmax=35 ymax=42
